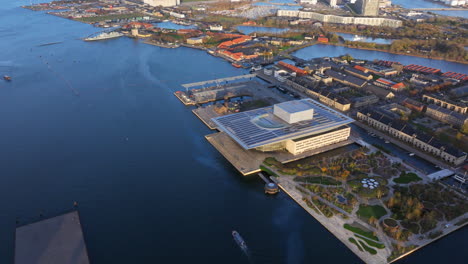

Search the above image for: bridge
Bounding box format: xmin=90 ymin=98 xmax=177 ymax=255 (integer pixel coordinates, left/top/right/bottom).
xmin=410 ymin=7 xmax=467 ymax=11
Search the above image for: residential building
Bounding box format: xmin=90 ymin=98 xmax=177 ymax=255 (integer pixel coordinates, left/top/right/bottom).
xmin=357 ymin=109 xmax=467 ymax=165
xmin=422 ymin=94 xmax=468 ymax=114
xmin=209 ymin=25 xmax=223 ymax=31
xmin=325 ymin=70 xmax=367 ymax=88
xmin=277 ymin=10 xmax=402 ymax=27
xmin=425 ymin=104 xmax=468 ymax=128
xmin=352 ymin=94 xmax=379 ymax=108
xmin=143 ymin=0 xmax=180 ymax=7
xmin=401 ymin=98 xmax=425 ymax=112
xmin=186 ymin=36 xmax=204 ymax=45
xmin=362 ymin=84 xmax=395 ymax=99
xmin=344 ymin=66 xmax=373 ymax=80
xmin=355 ymin=0 xmax=379 ymax=16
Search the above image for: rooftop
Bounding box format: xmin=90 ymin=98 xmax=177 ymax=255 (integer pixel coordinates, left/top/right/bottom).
xmin=212 ymin=99 xmax=354 ymax=149
xmin=275 ymin=100 xmax=312 ymax=114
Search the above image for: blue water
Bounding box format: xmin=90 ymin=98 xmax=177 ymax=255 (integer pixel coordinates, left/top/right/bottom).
xmin=155 ymin=21 xmax=196 ymax=30
xmin=336 ymin=33 xmax=394 ymax=45
xmin=237 ymin=25 xmax=291 ymax=34
xmin=392 ymin=0 xmax=468 ymax=18
xmin=293 ymin=44 xmax=468 ymax=73
xmin=0 ymin=1 xmax=467 ymax=264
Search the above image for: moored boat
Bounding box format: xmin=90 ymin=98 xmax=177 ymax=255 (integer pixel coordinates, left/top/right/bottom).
xmin=3 ymin=75 xmax=11 ymax=81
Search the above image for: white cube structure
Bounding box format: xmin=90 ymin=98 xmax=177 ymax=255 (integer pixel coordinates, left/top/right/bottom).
xmin=273 ymin=100 xmax=314 ymax=124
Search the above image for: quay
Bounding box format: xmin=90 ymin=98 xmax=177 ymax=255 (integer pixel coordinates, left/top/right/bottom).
xmin=410 ymin=7 xmax=467 ymax=11
xmin=14 ymin=210 xmax=90 ymax=264
xmin=181 ymin=74 xmax=257 ymax=91
xmin=206 ymin=131 xmax=355 ymax=176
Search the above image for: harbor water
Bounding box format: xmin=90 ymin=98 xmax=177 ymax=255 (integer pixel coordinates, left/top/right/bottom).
xmin=392 ymin=0 xmax=468 ymax=18
xmin=0 ymin=2 xmax=466 ymax=264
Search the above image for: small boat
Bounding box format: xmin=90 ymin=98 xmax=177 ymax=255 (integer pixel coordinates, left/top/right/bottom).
xmin=232 ymin=230 xmax=248 ymax=252
xmin=232 ymin=63 xmax=242 ymax=68
xmin=409 ymin=153 xmax=415 ymax=156
xmin=3 ymin=75 xmax=11 ymax=81
xmin=384 ymin=140 xmax=390 ymax=144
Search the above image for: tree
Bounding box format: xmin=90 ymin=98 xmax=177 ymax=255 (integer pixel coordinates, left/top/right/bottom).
xmin=460 ymin=123 xmax=468 ymax=135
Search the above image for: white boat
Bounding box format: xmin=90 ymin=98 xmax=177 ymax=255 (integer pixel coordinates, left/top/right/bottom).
xmin=353 ymin=35 xmax=365 ymax=41
xmin=84 ymin=31 xmax=123 ymax=41
xmin=409 ymin=153 xmax=415 ymax=156
xmin=232 ymin=231 xmax=248 ymax=252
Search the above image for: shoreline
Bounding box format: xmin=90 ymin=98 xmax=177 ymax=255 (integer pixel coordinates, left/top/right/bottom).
xmin=318 ymin=42 xmax=468 ymax=65
xmin=275 ymin=175 xmax=468 ymax=264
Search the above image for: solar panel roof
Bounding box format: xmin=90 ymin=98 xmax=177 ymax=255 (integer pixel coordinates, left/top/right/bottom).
xmin=212 ymin=99 xmax=354 ymax=149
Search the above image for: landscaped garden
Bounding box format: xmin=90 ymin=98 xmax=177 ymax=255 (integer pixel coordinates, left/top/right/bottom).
xmin=393 ymin=171 xmax=422 ymax=184
xmin=357 ymin=204 xmax=387 ymax=220
xmin=262 ymin=143 xmax=468 ymax=262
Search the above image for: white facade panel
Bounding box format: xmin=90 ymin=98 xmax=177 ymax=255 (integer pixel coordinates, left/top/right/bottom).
xmin=286 ymin=127 xmax=351 ymax=155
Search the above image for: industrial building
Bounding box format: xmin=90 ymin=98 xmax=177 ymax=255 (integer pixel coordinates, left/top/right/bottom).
xmin=212 ymin=99 xmax=354 ymax=155
xmin=143 ymin=0 xmax=180 ymax=7
xmin=355 ymin=0 xmax=379 ymax=16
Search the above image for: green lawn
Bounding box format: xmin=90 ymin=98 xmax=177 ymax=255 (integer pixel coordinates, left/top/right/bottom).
xmin=358 ymin=240 xmax=377 ymax=255
xmin=357 ymin=204 xmax=387 ymax=220
xmin=259 ymin=165 xmax=277 ymax=177
xmin=344 ymin=224 xmax=379 ymax=241
xmin=294 ymin=176 xmax=341 ymax=186
xmin=355 ymin=235 xmax=385 ymax=249
xmin=348 ymin=237 xmax=363 ymax=251
xmin=393 ymin=172 xmax=422 ymax=184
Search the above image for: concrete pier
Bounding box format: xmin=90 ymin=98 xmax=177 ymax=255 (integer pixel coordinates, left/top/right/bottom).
xmin=206 ymin=131 xmax=355 ymax=176
xmin=181 ymin=74 xmax=256 ymax=90
xmin=15 ymin=211 xmax=90 ymax=264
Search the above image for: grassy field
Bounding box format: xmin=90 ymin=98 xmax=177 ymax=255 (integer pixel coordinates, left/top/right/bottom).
xmin=356 ymin=235 xmax=385 ymax=249
xmin=260 ymin=165 xmax=277 ymax=177
xmin=348 ymin=237 xmax=363 ymax=251
xmin=357 ymin=204 xmax=387 ymax=220
xmin=358 ymin=240 xmax=377 ymax=255
xmin=295 ymin=176 xmax=342 ymax=186
xmin=393 ymin=172 xmax=422 ymax=184
xmin=344 ymin=224 xmax=379 ymax=241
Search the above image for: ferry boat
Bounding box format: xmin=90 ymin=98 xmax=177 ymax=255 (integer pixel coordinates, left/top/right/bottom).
xmin=3 ymin=75 xmax=11 ymax=81
xmin=84 ymin=31 xmax=123 ymax=42
xmin=232 ymin=231 xmax=248 ymax=252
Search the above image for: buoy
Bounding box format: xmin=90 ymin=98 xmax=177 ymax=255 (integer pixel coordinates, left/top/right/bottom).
xmin=73 ymin=201 xmax=78 ymax=207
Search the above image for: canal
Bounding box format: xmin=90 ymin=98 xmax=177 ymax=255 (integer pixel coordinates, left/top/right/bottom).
xmin=392 ymin=0 xmax=468 ymax=18
xmin=293 ymin=44 xmax=468 ymax=73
